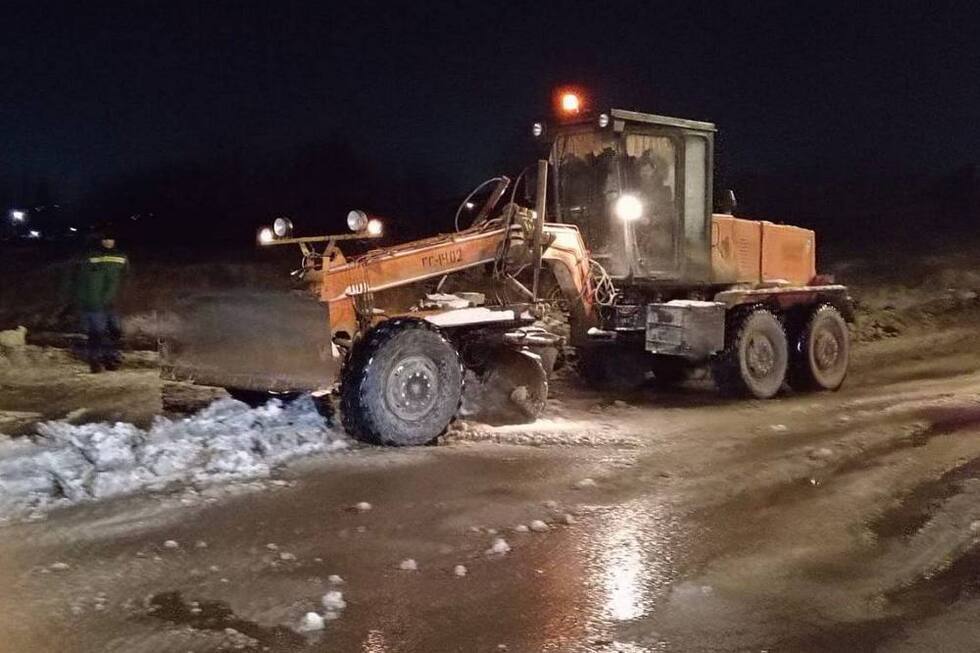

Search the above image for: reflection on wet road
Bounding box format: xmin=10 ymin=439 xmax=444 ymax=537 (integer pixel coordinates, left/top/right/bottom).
xmin=590 ymin=500 xmax=676 ymax=623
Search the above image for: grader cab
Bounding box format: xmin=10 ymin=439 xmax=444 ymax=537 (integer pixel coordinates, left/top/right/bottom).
xmin=163 ymin=92 xmax=852 ymax=446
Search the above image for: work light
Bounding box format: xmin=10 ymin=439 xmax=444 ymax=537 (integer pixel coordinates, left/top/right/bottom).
xmin=273 ymin=217 xmax=293 ymax=238
xmin=347 ymin=209 xmax=368 ymax=232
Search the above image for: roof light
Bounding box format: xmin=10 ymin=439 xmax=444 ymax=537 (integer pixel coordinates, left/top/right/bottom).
xmin=27 ymin=229 xmax=41 ymax=239
xmin=531 ymin=121 xmax=544 ymax=137
xmin=598 ymin=113 xmax=610 ymax=128
xmin=257 ymin=227 xmax=274 ymax=245
xmin=560 ymin=92 xmax=581 ymax=114
xmin=9 ymin=210 xmax=25 ymax=222
xmin=366 ymin=218 xmax=383 ymax=236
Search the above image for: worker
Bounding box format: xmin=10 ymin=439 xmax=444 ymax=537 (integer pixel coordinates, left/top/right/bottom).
xmin=74 ymin=230 xmax=129 ymax=373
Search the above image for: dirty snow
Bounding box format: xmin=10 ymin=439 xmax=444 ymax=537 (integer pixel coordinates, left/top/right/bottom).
xmin=321 ymin=590 xmax=346 ymax=611
xmin=297 ymin=611 xmax=325 ymax=632
xmin=0 ymin=396 xmax=348 ymax=519
xmin=399 ymin=558 xmax=418 ymax=571
xmin=485 ymin=537 xmax=511 ymax=556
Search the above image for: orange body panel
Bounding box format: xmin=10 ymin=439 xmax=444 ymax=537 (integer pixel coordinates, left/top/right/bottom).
xmin=711 ymin=214 xmax=815 ymax=286
xmin=710 ymin=214 xmax=762 ymax=283
xmin=759 ymin=221 xmax=816 ymax=285
xmin=319 ymin=223 xmax=593 ymax=338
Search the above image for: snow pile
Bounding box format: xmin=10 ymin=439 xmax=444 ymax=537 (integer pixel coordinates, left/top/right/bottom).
xmin=0 ymin=396 xmax=348 ymax=518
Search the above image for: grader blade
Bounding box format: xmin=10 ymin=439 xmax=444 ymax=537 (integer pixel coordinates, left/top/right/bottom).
xmin=160 ymin=291 xmax=338 ymax=393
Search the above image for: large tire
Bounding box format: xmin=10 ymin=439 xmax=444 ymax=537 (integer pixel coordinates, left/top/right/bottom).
xmin=340 ymin=319 xmax=463 ymax=446
xmin=712 ymin=308 xmax=788 ymax=399
xmin=788 ymin=305 xmax=849 ymax=391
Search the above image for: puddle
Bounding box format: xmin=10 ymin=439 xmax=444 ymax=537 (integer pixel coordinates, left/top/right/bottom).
xmin=870 ymin=456 xmax=980 ymax=541
xmin=888 ymin=545 xmax=980 ymax=610
xmin=147 ymin=591 xmax=307 ymax=651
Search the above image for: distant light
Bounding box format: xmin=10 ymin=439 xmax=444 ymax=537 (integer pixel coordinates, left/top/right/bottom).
xmin=531 ymin=122 xmax=544 ymax=137
xmin=464 ymin=201 xmax=475 ymax=210
xmin=257 ymin=227 xmax=274 ymax=245
xmin=614 ymin=194 xmax=643 ymax=222
xmin=27 ymin=229 xmax=41 ymax=239
xmin=560 ymin=92 xmax=581 ymax=114
xmin=366 ymin=218 xmax=383 ymax=236
xmin=10 ymin=210 xmax=25 ymax=222
xmin=68 ymin=226 xmax=78 ymax=233
xmin=598 ymin=113 xmax=610 ymax=128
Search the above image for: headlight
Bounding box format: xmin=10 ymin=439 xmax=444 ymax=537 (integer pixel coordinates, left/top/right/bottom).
xmin=366 ymin=218 xmax=383 ymax=236
xmin=273 ymin=217 xmax=293 ymax=238
xmin=347 ymin=209 xmax=368 ymax=232
xmin=614 ymin=194 xmax=643 ymax=222
xmin=257 ymin=227 xmax=274 ymax=244
xmin=597 ymin=113 xmax=610 ymax=128
xmin=531 ymin=122 xmax=544 ymax=137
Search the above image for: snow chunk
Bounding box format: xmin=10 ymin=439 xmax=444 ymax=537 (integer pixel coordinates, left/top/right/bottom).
xmin=321 ymin=590 xmax=346 ymax=611
xmin=163 ymin=540 xmax=180 ymax=550
xmin=328 ymin=574 xmax=345 ymax=585
xmin=353 ymin=501 xmax=372 ymax=512
xmin=297 ymin=612 xmax=324 ymax=632
xmin=399 ymin=558 xmax=418 ymax=571
xmin=0 ymin=396 xmax=348 ymax=518
xmin=573 ymin=478 xmax=597 ymax=489
xmin=49 ymin=561 xmax=70 ymax=572
xmin=485 ymin=537 xmax=511 ymax=556
xmin=514 ymin=524 xmax=529 ymax=533
xmin=453 ymin=564 xmax=468 ymax=577
xmin=529 ymin=520 xmax=549 ymax=533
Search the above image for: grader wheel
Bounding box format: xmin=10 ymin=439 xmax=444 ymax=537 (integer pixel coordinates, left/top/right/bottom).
xmin=712 ymin=308 xmax=788 ymax=399
xmin=340 ymin=319 xmax=463 ymax=446
xmin=788 ymin=305 xmax=849 ymax=391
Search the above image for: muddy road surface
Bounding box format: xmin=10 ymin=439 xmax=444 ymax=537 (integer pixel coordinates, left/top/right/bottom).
xmin=3 ymin=323 xmax=980 ymax=652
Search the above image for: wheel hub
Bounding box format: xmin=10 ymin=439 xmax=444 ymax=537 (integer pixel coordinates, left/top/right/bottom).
xmin=385 ymin=356 xmax=439 ymax=420
xmin=813 ymin=331 xmax=840 ymax=370
xmin=746 ymin=334 xmax=776 ymax=378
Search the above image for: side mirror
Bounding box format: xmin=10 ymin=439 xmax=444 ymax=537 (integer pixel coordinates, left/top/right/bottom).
xmin=718 ymin=188 xmax=737 ymax=214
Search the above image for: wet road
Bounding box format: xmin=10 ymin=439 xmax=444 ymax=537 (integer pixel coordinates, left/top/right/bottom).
xmin=4 ymin=327 xmax=980 ymax=652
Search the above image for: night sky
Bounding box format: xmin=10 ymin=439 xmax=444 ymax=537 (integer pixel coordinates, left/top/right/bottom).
xmin=3 ymin=1 xmax=979 ymax=205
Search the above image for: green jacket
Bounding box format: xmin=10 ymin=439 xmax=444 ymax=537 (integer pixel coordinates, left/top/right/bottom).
xmin=74 ymin=248 xmax=129 ymax=311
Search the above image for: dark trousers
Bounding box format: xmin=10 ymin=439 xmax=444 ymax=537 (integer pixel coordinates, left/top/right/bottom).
xmin=81 ymin=309 xmax=122 ymax=367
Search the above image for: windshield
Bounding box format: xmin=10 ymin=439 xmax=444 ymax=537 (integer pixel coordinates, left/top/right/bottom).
xmin=554 ymin=131 xmax=628 ymax=275
xmin=553 ymin=131 xmax=679 ymax=277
